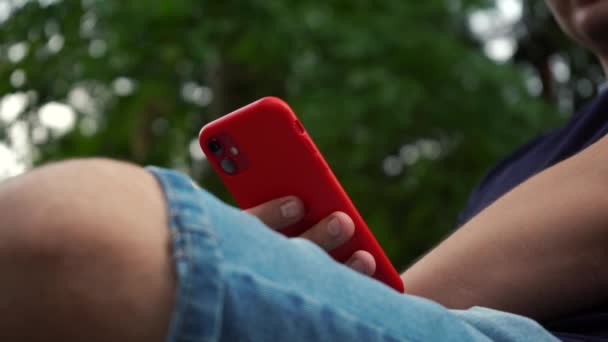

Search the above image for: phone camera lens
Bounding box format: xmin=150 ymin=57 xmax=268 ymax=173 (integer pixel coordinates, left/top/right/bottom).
xmin=221 ymin=158 xmax=237 ymax=175
xmin=208 ymin=139 xmax=223 ymax=155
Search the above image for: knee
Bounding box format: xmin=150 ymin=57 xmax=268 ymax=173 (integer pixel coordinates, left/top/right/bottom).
xmin=0 ymin=158 xmax=175 ymax=341
xmin=0 ymin=158 xmax=168 ymax=259
xmin=0 ymin=158 xmax=169 ymax=265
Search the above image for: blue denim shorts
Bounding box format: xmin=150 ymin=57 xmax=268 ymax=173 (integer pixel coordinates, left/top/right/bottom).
xmin=146 ymin=167 xmax=557 ymax=342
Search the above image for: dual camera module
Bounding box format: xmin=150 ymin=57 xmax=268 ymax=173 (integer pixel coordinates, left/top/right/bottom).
xmin=207 ymin=139 xmax=237 ymax=175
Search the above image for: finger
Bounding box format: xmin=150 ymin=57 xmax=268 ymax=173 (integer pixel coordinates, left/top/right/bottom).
xmin=345 ymin=250 xmax=376 ymax=276
xmin=245 ymin=196 xmax=304 ymax=230
xmin=299 ymin=212 xmax=355 ymax=251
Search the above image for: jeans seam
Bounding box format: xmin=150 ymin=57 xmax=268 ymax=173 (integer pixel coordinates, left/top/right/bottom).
xmin=149 ymin=168 xmax=193 ymax=342
xmin=149 ymin=167 xmax=225 ymax=342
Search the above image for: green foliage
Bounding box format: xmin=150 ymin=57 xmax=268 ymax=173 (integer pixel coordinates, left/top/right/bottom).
xmin=0 ymin=0 xmax=580 ymax=268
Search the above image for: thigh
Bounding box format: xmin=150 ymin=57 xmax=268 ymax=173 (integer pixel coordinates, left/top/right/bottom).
xmin=148 ymin=167 xmax=557 ymax=342
xmin=0 ymin=159 xmax=175 ymax=342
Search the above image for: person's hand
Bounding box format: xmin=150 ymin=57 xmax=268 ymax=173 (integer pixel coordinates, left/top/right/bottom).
xmin=245 ymin=196 xmax=376 ymax=276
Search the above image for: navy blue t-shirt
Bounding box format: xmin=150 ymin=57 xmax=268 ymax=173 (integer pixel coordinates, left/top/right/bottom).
xmin=457 ymin=89 xmax=608 ymax=341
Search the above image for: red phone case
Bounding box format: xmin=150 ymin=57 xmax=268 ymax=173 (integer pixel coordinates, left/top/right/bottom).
xmin=199 ymin=97 xmax=404 ymax=292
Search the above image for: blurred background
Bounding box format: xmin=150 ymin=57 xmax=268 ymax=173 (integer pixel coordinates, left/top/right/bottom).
xmin=0 ymin=0 xmax=604 ymax=269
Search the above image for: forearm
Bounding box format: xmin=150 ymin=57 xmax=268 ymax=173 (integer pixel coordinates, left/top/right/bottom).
xmin=402 ymin=136 xmax=608 ymax=320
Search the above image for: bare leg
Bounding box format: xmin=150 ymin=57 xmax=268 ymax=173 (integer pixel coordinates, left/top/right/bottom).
xmin=0 ymin=159 xmax=557 ymax=342
xmin=0 ymin=159 xmax=175 ymax=341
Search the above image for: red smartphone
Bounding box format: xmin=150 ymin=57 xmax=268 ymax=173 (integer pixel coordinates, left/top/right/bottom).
xmin=199 ymin=97 xmax=404 ymax=292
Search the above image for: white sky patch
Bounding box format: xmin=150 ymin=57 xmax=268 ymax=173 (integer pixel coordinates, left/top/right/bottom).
xmin=383 ymin=156 xmax=403 ymax=177
xmin=0 ymin=0 xmax=58 ymax=25
xmin=484 ymin=37 xmax=517 ymax=63
xmin=7 ymin=42 xmax=29 ymax=63
xmin=0 ymin=1 xmax=10 ymax=23
xmin=468 ymin=0 xmax=522 ymax=62
xmin=550 ymin=54 xmax=571 ymax=83
xmin=0 ymin=120 xmax=32 ymax=180
xmin=10 ymin=69 xmax=27 ymax=88
xmin=38 ymin=102 xmax=76 ymax=135
xmin=189 ymin=138 xmax=206 ymax=160
xmin=496 ymin=0 xmax=522 ymax=22
xmin=181 ymin=82 xmax=213 ymax=107
xmin=0 ymin=143 xmax=27 ymax=180
xmin=68 ymin=86 xmax=96 ymax=115
xmin=399 ymin=145 xmax=420 ymax=166
xmin=38 ymin=0 xmax=61 ymax=7
xmin=10 ymin=120 xmax=29 ymax=155
xmin=525 ymin=73 xmax=543 ymax=97
xmin=0 ymin=93 xmax=28 ymax=123
xmin=0 ymin=0 xmax=28 ymax=24
xmin=31 ymin=125 xmax=49 ymax=144
xmin=47 ymin=34 xmax=65 ymax=53
xmin=112 ymin=77 xmax=136 ymax=96
xmin=468 ymin=11 xmax=494 ymax=38
xmin=80 ymin=13 xmax=97 ymax=38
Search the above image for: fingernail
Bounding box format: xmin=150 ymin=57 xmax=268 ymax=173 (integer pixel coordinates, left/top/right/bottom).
xmin=280 ymin=200 xmax=301 ymax=219
xmin=327 ymin=218 xmax=342 ymax=237
xmin=347 ymin=259 xmax=366 ymax=274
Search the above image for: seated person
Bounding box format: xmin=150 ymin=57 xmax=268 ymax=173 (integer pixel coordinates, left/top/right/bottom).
xmin=0 ymin=0 xmax=605 ymax=341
